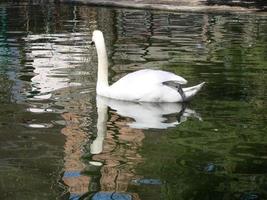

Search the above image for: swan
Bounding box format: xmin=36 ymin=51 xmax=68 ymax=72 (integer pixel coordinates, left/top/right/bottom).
xmin=91 ymin=30 xmax=205 ymax=102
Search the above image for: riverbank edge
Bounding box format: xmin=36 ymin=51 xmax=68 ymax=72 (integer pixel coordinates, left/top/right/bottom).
xmin=59 ymin=0 xmax=261 ymax=13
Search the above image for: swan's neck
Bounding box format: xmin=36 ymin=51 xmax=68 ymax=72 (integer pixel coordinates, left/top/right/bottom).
xmin=96 ymin=39 xmax=109 ymax=94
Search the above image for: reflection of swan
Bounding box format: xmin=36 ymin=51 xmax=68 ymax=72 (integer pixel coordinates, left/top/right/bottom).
xmin=98 ymin=96 xmax=202 ymax=129
xmin=90 ymin=95 xmax=202 ymax=154
xmin=90 ymin=97 xmax=108 ymax=155
xmin=91 ymin=30 xmax=205 ymax=102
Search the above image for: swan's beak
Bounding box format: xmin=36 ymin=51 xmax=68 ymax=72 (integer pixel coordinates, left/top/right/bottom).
xmin=90 ymin=41 xmax=95 ymax=46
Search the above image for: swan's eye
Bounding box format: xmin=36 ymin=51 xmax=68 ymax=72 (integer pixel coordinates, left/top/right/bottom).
xmin=90 ymin=41 xmax=95 ymax=46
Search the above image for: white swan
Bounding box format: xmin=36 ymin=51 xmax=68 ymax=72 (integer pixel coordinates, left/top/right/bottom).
xmin=91 ymin=30 xmax=205 ymax=102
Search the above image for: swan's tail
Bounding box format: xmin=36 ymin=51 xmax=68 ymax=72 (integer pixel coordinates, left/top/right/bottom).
xmin=183 ymin=82 xmax=205 ymax=101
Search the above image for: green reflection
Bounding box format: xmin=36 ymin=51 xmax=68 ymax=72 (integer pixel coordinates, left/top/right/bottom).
xmin=137 ymin=100 xmax=267 ymax=199
xmin=1 ymin=1 xmax=267 ymax=200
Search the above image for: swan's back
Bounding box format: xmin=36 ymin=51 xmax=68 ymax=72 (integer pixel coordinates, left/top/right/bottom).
xmin=113 ymin=69 xmax=187 ymax=86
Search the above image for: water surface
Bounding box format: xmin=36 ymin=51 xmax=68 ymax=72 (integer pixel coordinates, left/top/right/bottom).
xmin=0 ymin=1 xmax=267 ymax=199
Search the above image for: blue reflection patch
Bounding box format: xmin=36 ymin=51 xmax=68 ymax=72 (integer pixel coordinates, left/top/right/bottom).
xmin=131 ymin=178 xmax=162 ymax=185
xmin=92 ymin=192 xmax=132 ymax=200
xmin=69 ymin=194 xmax=81 ymax=200
xmin=63 ymin=171 xmax=81 ymax=178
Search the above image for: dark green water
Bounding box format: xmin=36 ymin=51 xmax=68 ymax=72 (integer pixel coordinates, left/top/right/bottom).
xmin=0 ymin=1 xmax=267 ymax=200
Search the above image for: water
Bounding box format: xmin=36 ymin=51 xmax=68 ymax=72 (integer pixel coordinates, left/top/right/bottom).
xmin=0 ymin=1 xmax=267 ymax=199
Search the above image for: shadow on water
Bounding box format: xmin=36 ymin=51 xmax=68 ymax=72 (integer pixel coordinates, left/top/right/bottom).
xmin=0 ymin=1 xmax=267 ymax=200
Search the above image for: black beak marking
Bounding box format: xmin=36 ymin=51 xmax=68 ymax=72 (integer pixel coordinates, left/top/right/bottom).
xmin=90 ymin=41 xmax=95 ymax=46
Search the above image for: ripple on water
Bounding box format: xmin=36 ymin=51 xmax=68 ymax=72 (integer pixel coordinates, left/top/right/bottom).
xmin=1 ymin=3 xmax=267 ymax=200
xmin=17 ymin=32 xmax=91 ymax=102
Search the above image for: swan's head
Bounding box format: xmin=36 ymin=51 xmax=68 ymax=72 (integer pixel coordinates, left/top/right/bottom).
xmin=91 ymin=30 xmax=104 ymax=46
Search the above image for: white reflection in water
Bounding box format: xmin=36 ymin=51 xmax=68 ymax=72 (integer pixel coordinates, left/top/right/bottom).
xmin=90 ymin=95 xmax=202 ymax=154
xmin=27 ymin=108 xmax=54 ymax=113
xmin=26 ymin=123 xmax=53 ymax=128
xmin=23 ymin=33 xmax=86 ymax=99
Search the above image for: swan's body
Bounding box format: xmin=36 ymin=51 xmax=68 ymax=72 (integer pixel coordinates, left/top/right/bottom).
xmin=92 ymin=30 xmax=205 ymax=102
